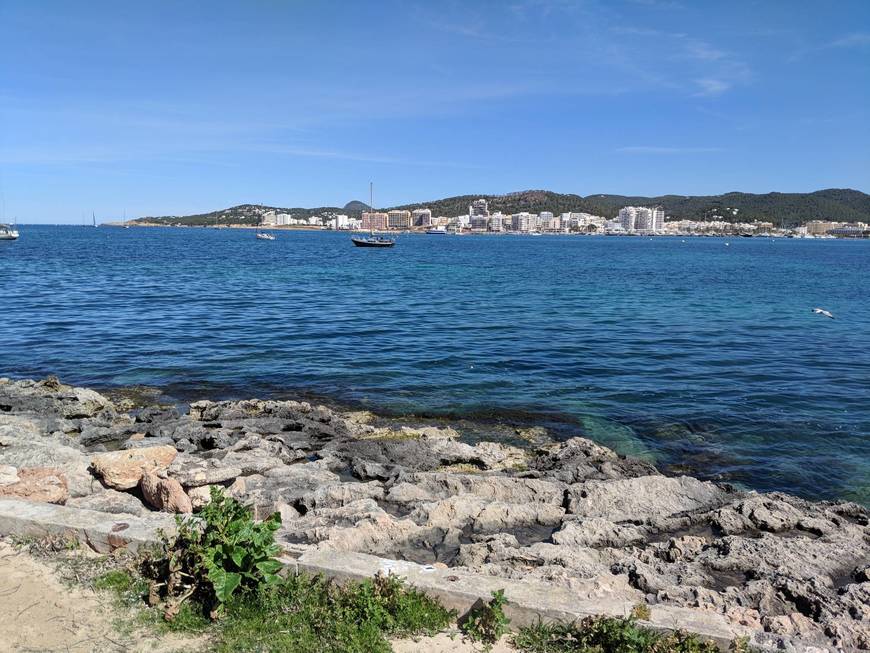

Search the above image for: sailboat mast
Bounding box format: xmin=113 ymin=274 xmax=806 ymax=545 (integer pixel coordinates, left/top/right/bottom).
xmin=370 ymin=182 xmax=374 ymax=236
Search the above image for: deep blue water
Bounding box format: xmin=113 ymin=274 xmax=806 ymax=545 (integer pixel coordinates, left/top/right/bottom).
xmin=1 ymin=225 xmax=868 ymax=503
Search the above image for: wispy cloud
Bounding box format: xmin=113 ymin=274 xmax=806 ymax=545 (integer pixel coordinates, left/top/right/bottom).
xmin=829 ymin=32 xmax=870 ymax=48
xmin=694 ymin=78 xmax=731 ymax=97
xmin=616 ymin=146 xmax=724 ymax=154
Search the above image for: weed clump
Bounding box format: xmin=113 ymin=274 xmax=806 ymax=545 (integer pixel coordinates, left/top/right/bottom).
xmin=512 ymin=616 xmax=721 ymax=653
xmin=147 ymin=486 xmax=283 ymax=619
xmin=461 ymin=589 xmax=511 ymax=651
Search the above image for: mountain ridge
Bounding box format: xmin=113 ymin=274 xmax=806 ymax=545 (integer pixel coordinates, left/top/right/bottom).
xmin=135 ymin=188 xmax=870 ymax=226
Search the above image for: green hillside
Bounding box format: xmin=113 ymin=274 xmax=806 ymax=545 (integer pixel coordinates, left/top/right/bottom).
xmin=136 ymin=189 xmax=870 ymax=227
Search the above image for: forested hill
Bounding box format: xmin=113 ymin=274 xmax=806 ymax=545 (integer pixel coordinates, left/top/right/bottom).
xmin=136 ymin=189 xmax=870 ymax=226
xmin=389 ymin=189 xmax=870 ymax=224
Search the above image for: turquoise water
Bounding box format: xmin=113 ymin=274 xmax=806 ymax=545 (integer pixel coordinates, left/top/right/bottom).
xmin=1 ymin=226 xmax=868 ymax=503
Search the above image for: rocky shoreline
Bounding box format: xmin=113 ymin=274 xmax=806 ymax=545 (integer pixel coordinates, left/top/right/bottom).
xmin=0 ymin=376 xmax=867 ymax=651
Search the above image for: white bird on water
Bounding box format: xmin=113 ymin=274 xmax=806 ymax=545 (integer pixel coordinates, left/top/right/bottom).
xmin=812 ymin=308 xmax=835 ymax=319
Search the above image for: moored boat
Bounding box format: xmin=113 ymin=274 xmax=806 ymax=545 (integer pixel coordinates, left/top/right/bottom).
xmin=0 ymin=223 xmax=19 ymax=240
xmin=352 ymin=235 xmax=395 ymax=247
xmin=425 ymin=227 xmax=447 ymax=234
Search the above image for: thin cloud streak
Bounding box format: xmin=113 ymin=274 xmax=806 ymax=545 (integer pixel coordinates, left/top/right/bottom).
xmin=616 ymin=146 xmax=724 ymax=154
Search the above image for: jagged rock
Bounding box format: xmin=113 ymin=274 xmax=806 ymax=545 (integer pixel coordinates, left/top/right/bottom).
xmin=529 ymin=437 xmax=657 ymax=483
xmin=565 ymin=475 xmax=732 ymax=525
xmin=187 ymin=485 xmax=214 ymax=509
xmin=219 ymin=435 xmax=294 ymax=474
xmin=302 ymin=482 xmax=385 ymax=511
xmin=386 ymin=472 xmax=565 ymax=506
xmin=407 ymin=494 xmax=564 ymax=535
xmin=712 ymin=494 xmax=807 ymax=534
xmin=167 ymin=453 xmax=242 ymax=488
xmin=0 ymin=467 xmax=68 ymax=504
xmin=122 ymin=435 xmax=176 ymax=449
xmin=91 ymin=445 xmax=177 ymax=490
xmin=0 ymin=420 xmax=97 ymax=497
xmin=552 ymin=517 xmax=646 ymax=548
xmin=0 ymin=376 xmax=115 ymax=419
xmin=140 ymin=471 xmax=192 ymax=514
xmin=67 ymin=488 xmax=146 ymax=516
xmin=662 ymin=535 xmax=707 ymax=562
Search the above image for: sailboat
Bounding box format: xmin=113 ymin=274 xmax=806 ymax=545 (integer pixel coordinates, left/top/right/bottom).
xmin=352 ymin=183 xmax=395 ymax=248
xmin=92 ymin=212 xmax=98 ymax=228
xmin=0 ymin=219 xmax=19 ymax=241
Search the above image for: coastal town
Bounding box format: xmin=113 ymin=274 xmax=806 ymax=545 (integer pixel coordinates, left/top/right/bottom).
xmin=254 ymin=198 xmax=869 ymax=238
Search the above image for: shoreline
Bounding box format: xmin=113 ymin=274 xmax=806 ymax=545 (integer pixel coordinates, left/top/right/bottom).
xmin=0 ymin=375 xmax=868 ymax=650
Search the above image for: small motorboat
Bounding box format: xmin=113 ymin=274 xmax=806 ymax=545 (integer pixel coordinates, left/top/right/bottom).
xmin=256 ymin=231 xmax=276 ymax=241
xmin=425 ymin=227 xmax=447 ymax=235
xmin=0 ymin=223 xmax=19 ymax=240
xmin=352 ymin=235 xmax=394 ymax=248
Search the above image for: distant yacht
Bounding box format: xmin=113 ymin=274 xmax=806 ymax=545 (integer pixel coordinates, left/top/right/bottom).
xmin=425 ymin=227 xmax=447 ymax=235
xmin=255 ymin=227 xmax=275 ymax=241
xmin=0 ymin=223 xmax=19 ymax=240
xmin=352 ymin=183 xmax=395 ymax=248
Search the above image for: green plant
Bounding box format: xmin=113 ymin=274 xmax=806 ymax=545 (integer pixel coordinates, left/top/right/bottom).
xmin=152 ymin=486 xmax=283 ymax=619
xmin=461 ymin=589 xmax=511 ymax=651
xmin=216 ymin=572 xmax=455 ymax=652
xmin=512 ymin=616 xmax=720 ymax=653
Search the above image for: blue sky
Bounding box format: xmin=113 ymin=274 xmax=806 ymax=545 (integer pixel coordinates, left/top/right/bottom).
xmin=1 ymin=0 xmax=868 ymax=223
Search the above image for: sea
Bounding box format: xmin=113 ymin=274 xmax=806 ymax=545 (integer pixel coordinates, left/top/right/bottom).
xmin=1 ymin=225 xmax=868 ymax=504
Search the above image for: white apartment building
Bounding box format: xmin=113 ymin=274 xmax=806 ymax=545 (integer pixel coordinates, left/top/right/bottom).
xmin=490 ymin=213 xmax=506 ymax=232
xmin=469 ymin=198 xmax=489 ymax=217
xmin=618 ymin=206 xmax=665 ymax=233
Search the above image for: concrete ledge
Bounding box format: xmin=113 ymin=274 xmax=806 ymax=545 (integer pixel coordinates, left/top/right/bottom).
xmin=0 ymin=499 xmax=174 ymax=553
xmin=291 ymin=549 xmax=751 ymax=651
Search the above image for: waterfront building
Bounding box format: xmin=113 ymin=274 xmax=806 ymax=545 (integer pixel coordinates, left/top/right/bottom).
xmin=652 ymin=206 xmax=664 ymax=232
xmin=806 ymin=220 xmax=841 ymax=235
xmin=411 ymin=208 xmax=432 ymax=227
xmin=469 ymin=198 xmax=489 ymax=217
xmin=618 ymin=207 xmax=637 ymax=232
xmin=361 ymin=211 xmax=389 ymax=230
xmin=387 ymin=210 xmax=411 ymax=229
xmin=511 ymin=212 xmax=531 ymax=232
xmin=276 ymin=213 xmax=293 ymax=226
xmin=618 ymin=206 xmax=663 ymax=233
xmin=490 ymin=213 xmax=506 ymax=232
xmin=470 ymin=215 xmax=489 ymax=231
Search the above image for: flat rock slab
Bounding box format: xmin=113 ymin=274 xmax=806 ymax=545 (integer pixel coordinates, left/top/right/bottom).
xmin=0 ymin=498 xmax=173 ymax=553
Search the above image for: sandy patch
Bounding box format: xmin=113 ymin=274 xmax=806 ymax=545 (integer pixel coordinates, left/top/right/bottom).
xmin=0 ymin=540 xmax=201 ymax=653
xmin=392 ymin=632 xmax=515 ymax=652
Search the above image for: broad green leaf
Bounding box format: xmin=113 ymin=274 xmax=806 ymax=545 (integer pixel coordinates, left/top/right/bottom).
xmin=208 ymin=566 xmax=242 ymax=603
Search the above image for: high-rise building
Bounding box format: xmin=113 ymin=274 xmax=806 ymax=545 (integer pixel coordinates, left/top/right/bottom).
xmin=387 ymin=210 xmax=411 ymax=229
xmin=652 ymin=206 xmax=665 ymax=232
xmin=361 ymin=212 xmax=388 ymax=230
xmin=619 ymin=206 xmax=663 ymax=232
xmin=411 ymin=208 xmax=432 ymax=227
xmin=469 ymin=198 xmax=489 ymax=217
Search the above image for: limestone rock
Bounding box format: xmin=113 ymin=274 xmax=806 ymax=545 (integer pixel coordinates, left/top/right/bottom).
xmin=552 ymin=517 xmax=646 ymax=548
xmin=0 ymin=422 xmax=96 ymax=497
xmin=140 ymin=472 xmax=192 ymax=514
xmin=566 ymin=475 xmax=731 ymax=525
xmin=67 ymin=489 xmax=146 ymax=516
xmin=167 ymin=454 xmax=242 ymax=488
xmin=91 ymin=445 xmax=177 ymax=490
xmin=0 ymin=467 xmax=68 ymax=504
